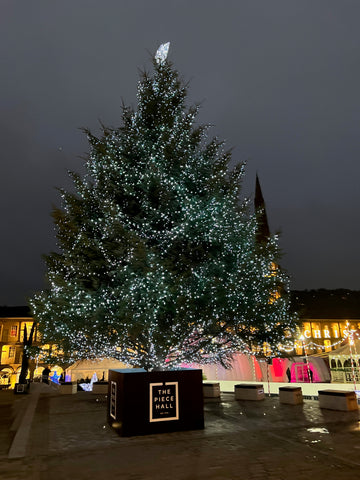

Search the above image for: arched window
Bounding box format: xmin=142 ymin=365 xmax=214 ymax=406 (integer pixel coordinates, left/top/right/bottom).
xmin=331 ymin=359 xmax=337 ymax=369
xmin=337 ymin=360 xmax=342 ymax=368
xmin=344 ymin=359 xmax=352 ymax=368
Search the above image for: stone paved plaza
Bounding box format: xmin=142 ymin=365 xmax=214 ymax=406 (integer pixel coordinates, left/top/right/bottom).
xmin=1 ymin=386 xmax=360 ymax=480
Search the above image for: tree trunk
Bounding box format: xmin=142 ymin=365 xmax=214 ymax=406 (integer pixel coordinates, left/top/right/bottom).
xmin=18 ymin=323 xmax=35 ymax=384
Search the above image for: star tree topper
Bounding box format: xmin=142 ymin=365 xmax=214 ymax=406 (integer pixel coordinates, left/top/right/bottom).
xmin=155 ymin=42 xmax=170 ymax=64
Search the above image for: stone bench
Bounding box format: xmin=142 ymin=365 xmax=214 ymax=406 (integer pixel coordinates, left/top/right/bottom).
xmin=279 ymin=386 xmax=303 ymax=405
xmin=59 ymin=382 xmax=77 ymax=394
xmin=203 ymin=382 xmax=221 ymax=398
xmin=235 ymin=384 xmax=265 ymax=401
xmin=318 ymin=390 xmax=358 ymax=411
xmin=92 ymin=382 xmax=109 ymax=394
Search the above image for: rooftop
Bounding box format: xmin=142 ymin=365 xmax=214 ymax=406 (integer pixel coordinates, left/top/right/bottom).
xmin=0 ymin=306 xmax=31 ymax=318
xmin=291 ymin=289 xmax=360 ymax=319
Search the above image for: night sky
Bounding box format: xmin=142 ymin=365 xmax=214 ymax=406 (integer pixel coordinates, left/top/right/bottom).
xmin=1 ymin=1 xmax=360 ymax=306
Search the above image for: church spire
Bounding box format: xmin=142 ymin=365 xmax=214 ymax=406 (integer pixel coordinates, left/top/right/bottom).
xmin=255 ymin=174 xmax=270 ymax=243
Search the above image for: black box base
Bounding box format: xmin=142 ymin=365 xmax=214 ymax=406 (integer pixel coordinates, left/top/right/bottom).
xmin=14 ymin=383 xmax=30 ymax=394
xmin=108 ymin=369 xmax=204 ymax=436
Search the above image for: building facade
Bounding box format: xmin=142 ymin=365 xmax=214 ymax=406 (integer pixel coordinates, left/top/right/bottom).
xmin=0 ymin=306 xmax=42 ymax=388
xmin=291 ymin=290 xmax=360 ymax=355
xmin=1 ymin=290 xmax=359 ymax=387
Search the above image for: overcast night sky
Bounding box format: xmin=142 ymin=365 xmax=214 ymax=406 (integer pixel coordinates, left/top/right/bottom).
xmin=1 ymin=0 xmax=360 ymax=306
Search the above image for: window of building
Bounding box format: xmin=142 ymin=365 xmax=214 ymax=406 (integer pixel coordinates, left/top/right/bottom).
xmin=323 ymin=325 xmax=331 ymax=339
xmin=20 ymin=322 xmax=34 ymax=342
xmin=324 ymin=340 xmax=332 ymax=352
xmin=311 ymin=322 xmax=321 ymax=339
xmin=332 ymin=324 xmax=340 ymax=338
xmin=339 ymin=323 xmax=348 ymax=338
xmin=36 ymin=329 xmax=41 ymax=342
xmin=8 ymin=347 xmax=15 ymax=358
xmin=268 ymin=290 xmax=281 ymax=304
xmin=302 ymin=322 xmax=311 ymax=338
xmin=10 ymin=325 xmax=18 ymax=337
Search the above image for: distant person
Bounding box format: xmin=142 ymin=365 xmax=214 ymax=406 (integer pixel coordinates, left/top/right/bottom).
xmin=42 ymin=366 xmax=51 ymax=384
xmin=286 ymin=367 xmax=291 ymax=382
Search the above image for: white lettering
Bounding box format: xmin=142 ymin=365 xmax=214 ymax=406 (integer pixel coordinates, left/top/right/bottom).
xmin=157 ymin=403 xmax=173 ymax=410
xmin=304 ymin=330 xmax=311 ymax=338
xmin=324 ymin=330 xmax=330 ymax=338
xmin=314 ymin=330 xmax=321 ymax=338
xmin=153 ymin=388 xmax=175 ymax=409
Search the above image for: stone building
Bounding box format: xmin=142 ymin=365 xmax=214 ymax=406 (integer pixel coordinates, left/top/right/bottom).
xmin=291 ymin=289 xmax=360 ymax=354
xmin=0 ymin=306 xmax=41 ymax=387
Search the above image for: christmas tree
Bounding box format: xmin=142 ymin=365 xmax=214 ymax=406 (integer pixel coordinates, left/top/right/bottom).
xmin=31 ymin=44 xmax=296 ymax=370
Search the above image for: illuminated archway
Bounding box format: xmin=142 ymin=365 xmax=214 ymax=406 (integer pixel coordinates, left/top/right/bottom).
xmin=0 ymin=367 xmax=13 ymax=385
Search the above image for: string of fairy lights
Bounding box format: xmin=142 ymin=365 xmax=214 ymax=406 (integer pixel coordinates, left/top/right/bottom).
xmin=31 ymin=328 xmax=360 ymax=364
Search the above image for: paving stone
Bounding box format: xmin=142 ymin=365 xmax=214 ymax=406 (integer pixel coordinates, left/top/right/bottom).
xmin=1 ymin=390 xmax=360 ymax=479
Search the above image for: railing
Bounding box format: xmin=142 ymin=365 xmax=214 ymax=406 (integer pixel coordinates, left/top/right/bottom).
xmin=344 ymin=369 xmax=360 ymax=382
xmin=330 ymin=368 xmax=360 ymax=383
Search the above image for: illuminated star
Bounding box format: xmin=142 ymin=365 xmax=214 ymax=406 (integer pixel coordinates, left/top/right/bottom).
xmin=155 ymin=42 xmax=170 ymax=64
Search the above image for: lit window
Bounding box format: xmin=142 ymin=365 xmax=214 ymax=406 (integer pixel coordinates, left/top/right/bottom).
xmin=268 ymin=290 xmax=281 ymax=304
xmin=324 ymin=340 xmax=332 ymax=353
xmin=20 ymin=322 xmax=34 ymax=342
xmin=10 ymin=326 xmax=18 ymax=337
xmin=8 ymin=347 xmax=16 ymax=358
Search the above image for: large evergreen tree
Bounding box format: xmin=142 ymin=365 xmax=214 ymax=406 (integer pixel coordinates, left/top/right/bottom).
xmin=31 ymin=45 xmax=295 ymax=370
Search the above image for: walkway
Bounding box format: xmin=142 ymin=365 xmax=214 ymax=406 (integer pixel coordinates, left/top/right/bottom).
xmin=0 ymin=383 xmax=360 ymax=479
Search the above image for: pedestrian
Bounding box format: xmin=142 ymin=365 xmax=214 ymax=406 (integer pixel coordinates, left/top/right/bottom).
xmin=42 ymin=366 xmax=51 ymax=384
xmin=286 ymin=367 xmax=291 ymax=382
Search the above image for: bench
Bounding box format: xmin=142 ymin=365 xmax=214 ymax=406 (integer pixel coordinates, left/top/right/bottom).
xmin=203 ymin=382 xmax=221 ymax=398
xmin=279 ymin=386 xmax=303 ymax=405
xmin=92 ymin=382 xmax=109 ymax=394
xmin=235 ymin=384 xmax=265 ymax=401
xmin=318 ymin=390 xmax=358 ymax=411
xmin=59 ymin=382 xmax=77 ymax=394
